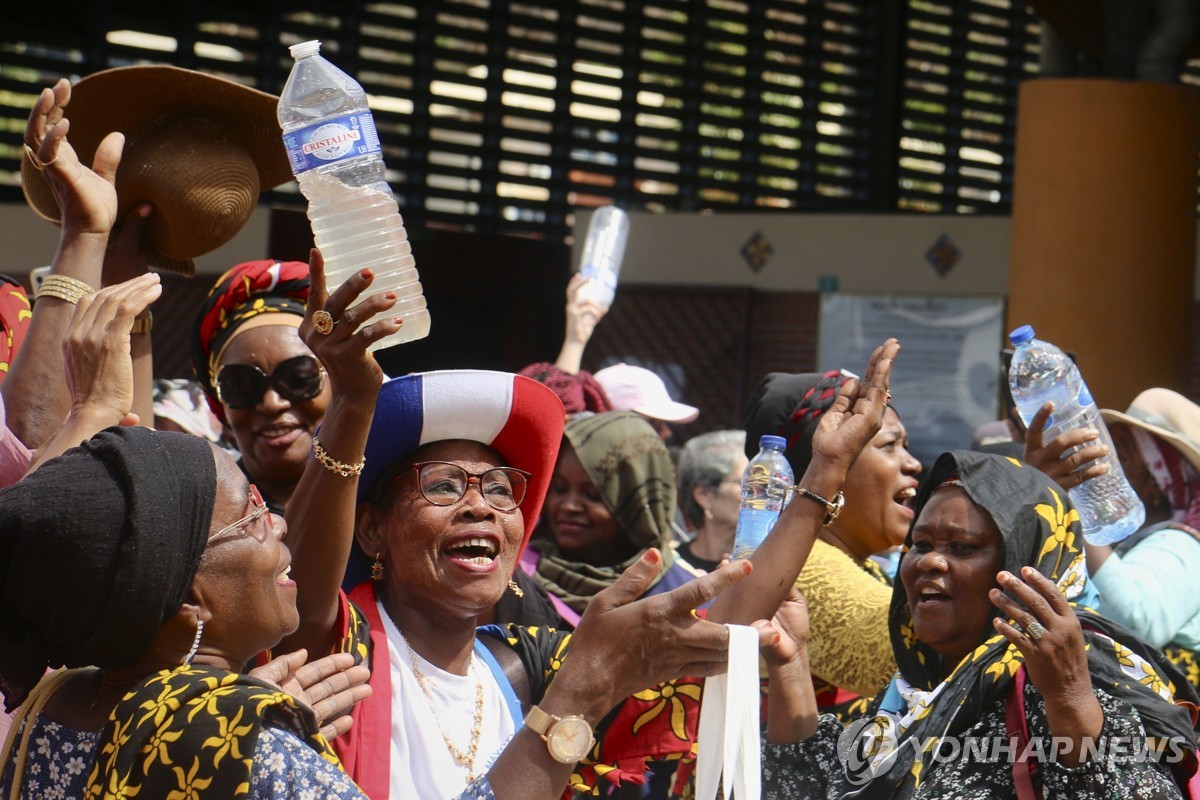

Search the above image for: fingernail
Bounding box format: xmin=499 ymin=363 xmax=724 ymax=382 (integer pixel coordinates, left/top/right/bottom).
xmin=742 ymin=561 xmax=752 ymax=575
xmin=360 ymin=269 xmax=373 ymax=279
xmin=643 ymin=549 xmax=661 ymax=566
xmin=998 ymin=571 xmax=1011 ymax=583
xmin=392 ymin=317 xmax=404 ymax=326
xmin=138 ymin=205 xmax=152 ymax=217
xmin=1022 ymin=566 xmax=1036 ymax=578
xmin=385 ymin=291 xmax=396 ymax=300
xmin=772 ymin=633 xmax=781 ymax=645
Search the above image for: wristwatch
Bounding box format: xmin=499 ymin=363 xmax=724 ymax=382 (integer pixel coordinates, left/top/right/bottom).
xmin=524 ymin=705 xmax=594 ymax=764
xmin=794 ymin=486 xmax=845 ymax=527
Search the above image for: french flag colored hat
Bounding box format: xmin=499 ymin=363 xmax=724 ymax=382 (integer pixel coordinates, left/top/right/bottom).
xmin=359 ymin=370 xmax=566 ymax=549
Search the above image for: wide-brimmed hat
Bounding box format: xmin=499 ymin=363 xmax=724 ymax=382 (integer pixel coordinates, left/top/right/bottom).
xmin=594 ymin=363 xmax=698 ymax=423
xmin=358 ymin=370 xmax=566 ymax=551
xmin=1101 ymin=388 xmax=1200 ymax=473
xmin=21 ymin=66 xmax=293 ymax=275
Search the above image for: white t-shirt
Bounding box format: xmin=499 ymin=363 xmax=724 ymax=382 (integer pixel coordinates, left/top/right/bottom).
xmin=377 ymin=602 xmax=516 ymax=799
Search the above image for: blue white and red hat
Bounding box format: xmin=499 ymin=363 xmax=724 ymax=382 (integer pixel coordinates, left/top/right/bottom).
xmin=358 ymin=370 xmax=566 ymax=550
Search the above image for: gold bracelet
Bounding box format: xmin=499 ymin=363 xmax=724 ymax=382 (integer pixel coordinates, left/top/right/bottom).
xmin=130 ymin=311 xmax=153 ymax=335
xmin=36 ymin=275 xmax=94 ymax=305
xmin=312 ymin=437 xmax=365 ymax=478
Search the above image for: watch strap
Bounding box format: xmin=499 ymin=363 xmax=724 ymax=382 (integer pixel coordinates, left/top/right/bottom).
xmin=524 ymin=704 xmax=556 ymax=736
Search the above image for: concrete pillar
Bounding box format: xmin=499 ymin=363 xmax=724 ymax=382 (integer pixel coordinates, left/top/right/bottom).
xmin=1007 ymin=79 xmax=1200 ymax=411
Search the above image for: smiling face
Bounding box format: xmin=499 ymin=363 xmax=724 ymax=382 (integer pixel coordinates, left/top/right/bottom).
xmin=194 ymin=446 xmax=298 ymax=663
xmin=217 ymin=325 xmax=330 ymax=492
xmin=834 ymin=407 xmax=922 ymax=558
xmin=362 ymin=440 xmax=526 ymax=622
xmin=544 ymin=443 xmax=637 ymax=566
xmin=899 ymin=486 xmax=1005 ymax=672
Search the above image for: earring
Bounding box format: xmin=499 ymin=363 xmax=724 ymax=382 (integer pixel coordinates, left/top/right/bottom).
xmin=508 ymin=580 xmax=524 ymax=598
xmin=185 ymin=618 xmax=204 ymax=665
xmin=702 ymin=507 xmax=714 ymax=521
xmin=371 ymin=553 xmax=385 ymax=581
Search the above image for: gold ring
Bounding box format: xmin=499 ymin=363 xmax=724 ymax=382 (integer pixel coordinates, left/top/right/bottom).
xmin=23 ymin=143 xmax=57 ymax=171
xmin=312 ymin=310 xmax=335 ymax=335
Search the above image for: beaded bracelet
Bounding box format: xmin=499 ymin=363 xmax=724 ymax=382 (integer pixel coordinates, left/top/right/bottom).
xmin=36 ymin=275 xmax=94 ymax=305
xmin=312 ymin=437 xmax=365 ymax=478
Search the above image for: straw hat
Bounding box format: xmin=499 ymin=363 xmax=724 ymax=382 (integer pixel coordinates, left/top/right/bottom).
xmin=21 ymin=66 xmax=293 ymax=275
xmin=1100 ymin=388 xmax=1200 ymax=473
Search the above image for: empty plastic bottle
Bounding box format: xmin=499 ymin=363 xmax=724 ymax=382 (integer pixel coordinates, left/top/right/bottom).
xmin=575 ymin=206 xmax=630 ymax=309
xmin=278 ymin=40 xmax=429 ymax=351
xmin=731 ymin=435 xmax=795 ymax=560
xmin=1008 ymin=325 xmax=1144 ymax=545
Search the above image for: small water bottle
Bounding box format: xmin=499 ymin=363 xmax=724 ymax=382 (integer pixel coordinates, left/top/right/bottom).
xmin=278 ymin=40 xmax=430 ymax=351
xmin=731 ymin=435 xmax=795 ymax=560
xmin=1008 ymin=325 xmax=1144 ymax=545
xmin=575 ymin=206 xmax=630 ymax=309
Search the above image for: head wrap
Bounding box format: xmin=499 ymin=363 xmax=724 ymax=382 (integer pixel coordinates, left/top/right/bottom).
xmin=742 ymin=370 xmax=851 ymax=477
xmin=0 ymin=277 xmax=31 ymax=384
xmin=517 ymin=362 xmax=612 ymax=416
xmin=848 ymin=451 xmax=1200 ymax=798
xmin=190 ymin=259 xmax=310 ymax=423
xmin=533 ymin=411 xmax=677 ymax=613
xmin=1129 ymin=427 xmax=1200 ymax=531
xmin=0 ymin=426 xmax=217 ymax=711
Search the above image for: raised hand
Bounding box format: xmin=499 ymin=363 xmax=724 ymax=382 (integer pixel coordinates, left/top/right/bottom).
xmin=989 ymin=566 xmax=1102 ymax=765
xmin=299 ymin=247 xmax=400 ymax=400
xmin=25 ymin=78 xmax=123 ymax=238
xmin=810 ymin=338 xmax=899 ymax=471
xmin=63 ymin=273 xmax=161 ymax=427
xmin=758 ymin=587 xmax=810 ymax=669
xmin=248 ymin=649 xmax=372 ymax=741
xmin=565 ymin=273 xmax=608 ymax=344
xmin=1022 ymin=402 xmax=1109 ymax=490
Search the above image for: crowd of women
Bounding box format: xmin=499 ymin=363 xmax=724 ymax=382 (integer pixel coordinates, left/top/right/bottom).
xmin=1 ymin=65 xmax=1199 ymax=800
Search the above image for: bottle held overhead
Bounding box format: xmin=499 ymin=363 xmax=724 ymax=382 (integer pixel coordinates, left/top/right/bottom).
xmin=731 ymin=434 xmax=795 ymax=560
xmin=279 ymin=40 xmax=429 ymax=351
xmin=1008 ymin=325 xmax=1144 ymax=545
xmin=575 ymin=206 xmax=630 ymax=309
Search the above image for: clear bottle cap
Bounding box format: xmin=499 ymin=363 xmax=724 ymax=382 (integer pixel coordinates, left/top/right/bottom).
xmin=289 ymin=40 xmax=322 ymax=59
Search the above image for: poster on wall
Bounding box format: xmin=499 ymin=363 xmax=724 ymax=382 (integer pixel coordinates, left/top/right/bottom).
xmin=818 ymin=294 xmax=1005 ymax=469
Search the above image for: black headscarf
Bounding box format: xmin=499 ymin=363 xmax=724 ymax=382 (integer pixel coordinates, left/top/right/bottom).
xmin=0 ymin=426 xmax=217 ymax=711
xmin=851 ymin=451 xmax=1199 ymax=798
xmin=742 ymin=370 xmax=851 ymax=477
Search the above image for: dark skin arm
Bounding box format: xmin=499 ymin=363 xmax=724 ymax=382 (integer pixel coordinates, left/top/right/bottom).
xmin=707 ymin=339 xmax=899 ymax=626
xmin=275 ymin=248 xmax=402 ymax=659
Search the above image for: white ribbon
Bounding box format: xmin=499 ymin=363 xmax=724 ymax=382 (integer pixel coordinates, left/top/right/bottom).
xmin=695 ymin=624 xmax=762 ymax=800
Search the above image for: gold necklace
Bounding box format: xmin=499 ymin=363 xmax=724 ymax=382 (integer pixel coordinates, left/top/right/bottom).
xmin=405 ymin=640 xmax=485 ymax=783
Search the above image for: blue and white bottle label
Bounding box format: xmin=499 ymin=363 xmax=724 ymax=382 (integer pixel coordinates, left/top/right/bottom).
xmin=283 ymin=112 xmax=382 ymax=174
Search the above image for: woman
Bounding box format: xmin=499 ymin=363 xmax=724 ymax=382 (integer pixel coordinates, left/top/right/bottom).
xmin=191 ymin=258 xmax=329 ymax=513
xmin=742 ymin=369 xmax=921 ymax=709
xmin=1026 ymin=388 xmax=1200 ymax=693
xmin=523 ymin=410 xmax=702 ymax=627
xmin=0 ymin=426 xmax=366 ymax=798
xmin=758 ymin=450 xmax=1199 ymax=799
xmin=675 ymin=430 xmax=747 ymax=573
xmin=276 ymin=255 xmax=764 ymax=800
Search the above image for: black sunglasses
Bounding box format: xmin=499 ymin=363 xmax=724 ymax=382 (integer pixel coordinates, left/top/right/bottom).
xmin=215 ymin=355 xmax=326 ymax=410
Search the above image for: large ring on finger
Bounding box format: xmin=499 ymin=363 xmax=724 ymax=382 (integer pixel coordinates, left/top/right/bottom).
xmin=312 ymin=310 xmax=335 ymax=335
xmin=1024 ymin=620 xmax=1046 ymax=641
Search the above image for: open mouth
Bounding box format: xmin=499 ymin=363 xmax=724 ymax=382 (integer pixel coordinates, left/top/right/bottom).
xmin=276 ymin=564 xmax=293 ymax=585
xmin=917 ymin=588 xmax=950 ymax=603
xmin=895 ymin=487 xmax=917 ymax=506
xmin=446 ymin=537 xmax=500 ymax=565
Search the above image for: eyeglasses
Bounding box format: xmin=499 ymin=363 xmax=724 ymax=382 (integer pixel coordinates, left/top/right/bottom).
xmin=209 ymin=484 xmax=273 ymax=543
xmin=215 ymin=355 xmax=325 ymax=410
xmin=398 ymin=461 xmax=532 ymax=512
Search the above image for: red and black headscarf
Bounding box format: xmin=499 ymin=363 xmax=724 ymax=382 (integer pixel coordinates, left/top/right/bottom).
xmin=190 ymin=259 xmax=309 ymax=423
xmin=0 ymin=277 xmax=31 ymax=384
xmin=742 ymin=370 xmax=852 ymax=476
xmin=517 ymin=362 xmax=612 ymax=417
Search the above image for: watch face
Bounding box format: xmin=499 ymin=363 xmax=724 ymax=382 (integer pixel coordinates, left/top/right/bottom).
xmin=547 ymin=716 xmax=593 ymax=763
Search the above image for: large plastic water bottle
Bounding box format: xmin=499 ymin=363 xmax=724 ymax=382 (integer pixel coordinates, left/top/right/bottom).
xmin=278 ymin=40 xmax=429 ymax=351
xmin=575 ymin=206 xmax=630 ymax=309
xmin=731 ymin=435 xmax=795 ymax=560
xmin=1008 ymin=325 xmax=1144 ymax=545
